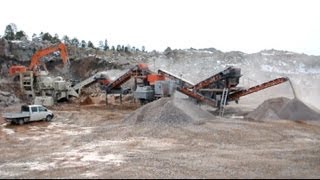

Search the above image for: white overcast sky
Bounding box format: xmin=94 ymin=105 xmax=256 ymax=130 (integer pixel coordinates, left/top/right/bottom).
xmin=0 ymin=0 xmax=319 ymax=55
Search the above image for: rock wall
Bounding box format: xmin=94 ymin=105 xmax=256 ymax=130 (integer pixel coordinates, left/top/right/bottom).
xmin=0 ymin=90 xmax=20 ymax=107
xmin=0 ymin=38 xmax=9 ymax=57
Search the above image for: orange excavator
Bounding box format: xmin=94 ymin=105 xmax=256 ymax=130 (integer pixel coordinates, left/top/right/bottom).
xmin=8 ymin=43 xmax=70 ymax=76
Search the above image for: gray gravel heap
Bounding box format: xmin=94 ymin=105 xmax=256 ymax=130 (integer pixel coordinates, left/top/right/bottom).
xmin=246 ymin=97 xmax=320 ymax=121
xmin=123 ymin=97 xmax=214 ymax=126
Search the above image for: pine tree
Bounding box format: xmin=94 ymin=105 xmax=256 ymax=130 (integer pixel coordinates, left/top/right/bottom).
xmin=51 ymin=33 xmax=61 ymax=43
xmin=15 ymin=30 xmax=27 ymax=40
xmin=126 ymin=44 xmax=131 ymax=52
xmin=4 ymin=24 xmax=15 ymax=40
xmin=71 ymin=38 xmax=79 ymax=47
xmin=104 ymin=39 xmax=109 ymax=50
xmin=116 ymin=45 xmax=121 ymax=52
xmin=42 ymin=32 xmax=53 ymax=42
xmin=39 ymin=32 xmax=44 ymax=40
xmin=9 ymin=23 xmax=17 ymax=34
xmin=88 ymin=41 xmax=95 ymax=49
xmin=62 ymin=35 xmax=71 ymax=45
xmin=80 ymin=40 xmax=87 ymax=48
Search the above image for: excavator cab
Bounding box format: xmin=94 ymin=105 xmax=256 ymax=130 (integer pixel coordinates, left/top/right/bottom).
xmin=9 ymin=65 xmax=27 ymax=76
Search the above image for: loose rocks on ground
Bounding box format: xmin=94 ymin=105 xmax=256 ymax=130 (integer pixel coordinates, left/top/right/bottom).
xmin=0 ymin=90 xmax=20 ymax=107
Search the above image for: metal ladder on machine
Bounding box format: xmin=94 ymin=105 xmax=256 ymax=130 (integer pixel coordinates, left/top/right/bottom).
xmin=219 ymin=88 xmax=228 ymax=117
xmin=19 ymin=71 xmax=35 ymax=98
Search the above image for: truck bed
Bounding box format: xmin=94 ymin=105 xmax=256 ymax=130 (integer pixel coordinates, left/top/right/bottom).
xmin=3 ymin=112 xmax=30 ymax=119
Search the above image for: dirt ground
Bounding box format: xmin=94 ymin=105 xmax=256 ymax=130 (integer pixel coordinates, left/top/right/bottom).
xmin=1 ymin=100 xmax=320 ymax=179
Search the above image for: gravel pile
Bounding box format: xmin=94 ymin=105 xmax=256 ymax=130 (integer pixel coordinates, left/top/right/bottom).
xmin=123 ymin=97 xmax=214 ymax=126
xmin=246 ymin=97 xmax=320 ymax=121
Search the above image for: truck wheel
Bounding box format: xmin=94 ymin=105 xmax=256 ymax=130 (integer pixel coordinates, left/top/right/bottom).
xmin=46 ymin=115 xmax=53 ymax=122
xmin=18 ymin=119 xmax=24 ymax=125
xmin=24 ymin=118 xmax=29 ymax=123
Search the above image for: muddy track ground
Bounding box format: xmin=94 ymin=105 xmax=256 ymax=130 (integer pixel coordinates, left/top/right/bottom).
xmin=1 ymin=102 xmax=320 ymax=178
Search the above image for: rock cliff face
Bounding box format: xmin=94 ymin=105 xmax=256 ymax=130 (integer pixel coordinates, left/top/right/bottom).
xmin=0 ymin=90 xmax=20 ymax=107
xmin=0 ymin=38 xmax=52 ymax=61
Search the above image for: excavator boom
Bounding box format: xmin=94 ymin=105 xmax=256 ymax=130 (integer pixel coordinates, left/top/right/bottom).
xmin=28 ymin=43 xmax=69 ymax=71
xmin=9 ymin=43 xmax=69 ymax=76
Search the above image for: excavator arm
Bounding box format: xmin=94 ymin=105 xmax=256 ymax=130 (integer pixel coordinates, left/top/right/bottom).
xmin=28 ymin=43 xmax=70 ymax=72
xmin=9 ymin=43 xmax=70 ymax=76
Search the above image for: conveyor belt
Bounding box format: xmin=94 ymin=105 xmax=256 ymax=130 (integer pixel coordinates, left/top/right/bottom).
xmin=158 ymin=69 xmax=194 ymax=88
xmin=228 ymin=77 xmax=288 ymax=100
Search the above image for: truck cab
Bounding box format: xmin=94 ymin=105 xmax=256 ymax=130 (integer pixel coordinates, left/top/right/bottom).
xmin=26 ymin=105 xmax=52 ymax=121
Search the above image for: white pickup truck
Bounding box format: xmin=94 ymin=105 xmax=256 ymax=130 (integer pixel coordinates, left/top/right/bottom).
xmin=2 ymin=105 xmax=54 ymax=125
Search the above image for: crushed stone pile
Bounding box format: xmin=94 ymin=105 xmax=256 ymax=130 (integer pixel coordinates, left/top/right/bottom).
xmin=246 ymin=97 xmax=320 ymax=121
xmin=123 ymin=97 xmax=214 ymax=126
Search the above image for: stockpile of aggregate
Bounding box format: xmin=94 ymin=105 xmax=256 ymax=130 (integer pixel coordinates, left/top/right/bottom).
xmin=123 ymin=97 xmax=214 ymax=126
xmin=246 ymin=97 xmax=320 ymax=121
